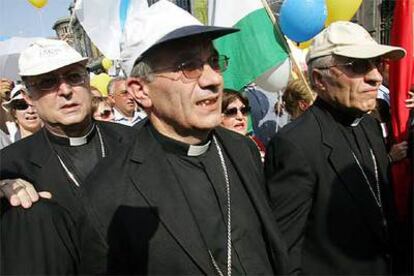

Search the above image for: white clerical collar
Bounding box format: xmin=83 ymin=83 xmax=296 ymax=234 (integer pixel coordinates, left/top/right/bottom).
xmin=68 ymin=125 xmax=95 ymax=146
xmin=47 ymin=123 xmax=96 ymax=146
xmin=187 ymin=140 xmax=211 ymax=156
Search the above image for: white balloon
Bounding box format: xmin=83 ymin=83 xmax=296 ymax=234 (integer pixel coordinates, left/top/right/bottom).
xmin=255 ymin=59 xmax=291 ymax=93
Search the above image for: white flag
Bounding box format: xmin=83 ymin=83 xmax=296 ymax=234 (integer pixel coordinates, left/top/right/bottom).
xmin=74 ymin=0 xmax=122 ymax=59
xmin=74 ymin=0 xmax=148 ymax=60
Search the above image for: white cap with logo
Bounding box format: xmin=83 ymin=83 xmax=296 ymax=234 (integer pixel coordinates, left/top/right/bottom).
xmin=120 ymin=0 xmax=237 ymax=76
xmin=306 ymin=21 xmax=406 ymax=62
xmin=19 ymin=38 xmax=88 ymax=77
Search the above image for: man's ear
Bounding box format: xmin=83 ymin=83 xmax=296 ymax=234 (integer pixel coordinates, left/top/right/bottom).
xmin=312 ymin=69 xmax=327 ymax=92
xmin=127 ymin=77 xmax=151 ymax=109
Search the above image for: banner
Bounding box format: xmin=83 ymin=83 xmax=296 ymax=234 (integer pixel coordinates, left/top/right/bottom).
xmin=208 ymin=0 xmax=288 ymax=91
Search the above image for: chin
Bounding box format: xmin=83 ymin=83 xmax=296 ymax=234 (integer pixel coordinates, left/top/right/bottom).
xmin=232 ymin=128 xmax=247 ymax=135
xmin=59 ymin=113 xmax=89 ymax=126
xmin=196 ymin=113 xmax=222 ymax=129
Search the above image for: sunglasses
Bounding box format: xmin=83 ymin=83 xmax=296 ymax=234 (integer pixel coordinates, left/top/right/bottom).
xmin=154 ymin=55 xmax=229 ymax=80
xmin=223 ymin=106 xmax=250 ymax=117
xmin=99 ymin=109 xmax=113 ymax=119
xmin=317 ymin=58 xmax=384 ymax=75
xmin=27 ymin=70 xmax=87 ymax=91
xmin=13 ymin=100 xmax=29 ymax=110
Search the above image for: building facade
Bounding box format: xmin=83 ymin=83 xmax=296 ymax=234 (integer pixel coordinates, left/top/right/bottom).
xmin=52 ymin=17 xmax=75 ymax=46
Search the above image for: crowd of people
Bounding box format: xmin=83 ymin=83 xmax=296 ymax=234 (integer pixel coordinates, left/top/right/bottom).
xmin=0 ymin=1 xmax=413 ymax=275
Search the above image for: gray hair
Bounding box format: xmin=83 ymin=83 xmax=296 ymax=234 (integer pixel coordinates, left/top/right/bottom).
xmin=307 ymin=55 xmax=335 ymax=89
xmin=129 ymin=59 xmax=155 ymax=82
xmin=107 ymin=76 xmax=127 ymax=95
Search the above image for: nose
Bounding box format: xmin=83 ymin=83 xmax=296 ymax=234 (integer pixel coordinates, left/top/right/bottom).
xmin=365 ymin=66 xmax=383 ymax=86
xmin=26 ymin=104 xmax=36 ymax=113
xmin=197 ymin=63 xmax=223 ymax=93
xmin=236 ymin=109 xmax=245 ymax=119
xmin=56 ymin=79 xmax=73 ymax=97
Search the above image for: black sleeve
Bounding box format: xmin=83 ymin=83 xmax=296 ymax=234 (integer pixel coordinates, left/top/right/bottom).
xmin=0 ymin=199 xmax=80 ymax=275
xmin=264 ymin=135 xmax=316 ymax=275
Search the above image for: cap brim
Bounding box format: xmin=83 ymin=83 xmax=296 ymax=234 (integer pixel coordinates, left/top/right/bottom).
xmin=2 ymin=94 xmax=24 ymax=112
xmin=334 ymin=44 xmax=406 ymax=60
xmin=140 ymin=25 xmax=239 ymax=58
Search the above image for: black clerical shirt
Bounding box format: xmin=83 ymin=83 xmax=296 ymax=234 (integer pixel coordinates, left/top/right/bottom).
xmin=149 ymin=126 xmax=274 ymax=275
xmin=319 ymin=99 xmax=390 ymax=234
xmin=46 ymin=125 xmax=103 ymax=188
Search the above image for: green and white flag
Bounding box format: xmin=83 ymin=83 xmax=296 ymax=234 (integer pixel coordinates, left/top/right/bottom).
xmin=208 ymin=0 xmax=288 ymax=91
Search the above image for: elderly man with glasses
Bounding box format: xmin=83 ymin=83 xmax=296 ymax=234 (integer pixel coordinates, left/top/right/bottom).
xmin=78 ymin=1 xmax=288 ymax=275
xmin=0 ymin=38 xmax=137 ymax=274
xmin=264 ymin=21 xmax=406 ymax=275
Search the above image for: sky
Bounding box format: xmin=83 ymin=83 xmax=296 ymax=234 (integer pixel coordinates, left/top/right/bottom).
xmin=0 ymin=0 xmax=73 ymax=39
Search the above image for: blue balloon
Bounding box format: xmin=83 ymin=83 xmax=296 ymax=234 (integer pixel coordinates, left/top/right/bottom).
xmin=0 ymin=35 xmax=10 ymax=41
xmin=279 ymin=0 xmax=327 ymax=43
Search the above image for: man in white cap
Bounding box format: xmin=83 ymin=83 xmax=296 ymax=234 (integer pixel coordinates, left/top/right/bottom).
xmin=0 ymin=38 xmax=137 ymax=274
xmin=80 ymin=1 xmax=288 ymax=275
xmin=265 ymin=21 xmax=406 ymax=275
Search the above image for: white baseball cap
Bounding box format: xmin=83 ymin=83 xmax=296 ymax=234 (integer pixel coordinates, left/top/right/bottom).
xmin=306 ymin=21 xmax=406 ymax=62
xmin=120 ymin=0 xmax=238 ymax=76
xmin=2 ymin=84 xmax=26 ymax=112
xmin=19 ymin=38 xmax=88 ymax=76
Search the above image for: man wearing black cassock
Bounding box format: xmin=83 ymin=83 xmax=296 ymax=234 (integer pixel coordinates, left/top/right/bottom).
xmin=265 ymin=21 xmax=406 ymax=275
xmin=79 ymin=1 xmax=288 ymax=275
xmin=0 ymin=39 xmax=137 ymax=274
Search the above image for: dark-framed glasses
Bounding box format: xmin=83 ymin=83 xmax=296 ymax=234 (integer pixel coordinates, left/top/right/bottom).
xmin=155 ymin=55 xmax=230 ymax=79
xmin=27 ymin=70 xmax=88 ymax=91
xmin=12 ymin=100 xmax=29 ymax=110
xmin=316 ymin=58 xmax=384 ymax=75
xmin=223 ymin=106 xmax=251 ymax=117
xmin=99 ymin=109 xmax=113 ymax=119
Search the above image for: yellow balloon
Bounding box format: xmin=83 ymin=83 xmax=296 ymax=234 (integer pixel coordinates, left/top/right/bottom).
xmin=90 ymin=73 xmax=112 ymax=97
xmin=325 ymin=0 xmax=363 ymax=26
xmin=298 ymin=39 xmax=313 ymax=49
xmin=101 ymin=58 xmax=113 ymax=71
xmin=28 ymin=0 xmax=48 ymax=9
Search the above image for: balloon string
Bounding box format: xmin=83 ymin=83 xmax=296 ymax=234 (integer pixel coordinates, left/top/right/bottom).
xmin=38 ymin=8 xmax=46 ymax=37
xmin=260 ymin=0 xmax=314 ymax=95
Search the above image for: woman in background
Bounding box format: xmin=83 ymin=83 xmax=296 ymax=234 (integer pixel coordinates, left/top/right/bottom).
xmin=2 ymin=84 xmax=42 ymax=142
xmin=281 ymin=79 xmax=315 ymax=120
xmin=220 ymin=89 xmax=266 ymax=161
xmin=91 ymin=96 xmax=114 ymax=122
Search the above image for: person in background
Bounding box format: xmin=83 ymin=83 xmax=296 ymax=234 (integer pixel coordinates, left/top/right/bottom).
xmin=0 ymin=78 xmax=14 ymax=134
xmin=221 ymin=89 xmax=266 ymax=159
xmin=2 ymin=84 xmax=42 ymax=142
xmin=406 ymin=90 xmax=414 ymax=109
xmin=282 ymin=79 xmax=316 ymax=120
xmin=91 ymin=96 xmax=114 ymax=122
xmin=371 ymin=98 xmax=409 ymax=163
xmin=107 ymin=77 xmax=145 ymax=126
xmin=90 ymin=85 xmax=103 ymax=98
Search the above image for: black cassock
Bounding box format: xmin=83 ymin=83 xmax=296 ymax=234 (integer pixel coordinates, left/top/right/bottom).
xmin=0 ymin=123 xmax=136 ymax=275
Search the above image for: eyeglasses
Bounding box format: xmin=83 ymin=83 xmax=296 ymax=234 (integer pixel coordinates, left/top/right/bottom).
xmin=13 ymin=100 xmax=29 ymax=110
xmin=154 ymin=55 xmax=230 ymax=79
xmin=27 ymin=70 xmax=88 ymax=91
xmin=223 ymin=106 xmax=250 ymax=117
xmin=99 ymin=109 xmax=113 ymax=119
xmin=316 ymin=58 xmax=384 ymax=75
